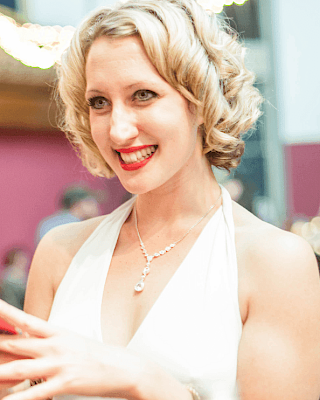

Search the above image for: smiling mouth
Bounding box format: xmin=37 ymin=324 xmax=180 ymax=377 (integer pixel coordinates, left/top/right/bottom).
xmin=116 ymin=145 xmax=157 ymax=165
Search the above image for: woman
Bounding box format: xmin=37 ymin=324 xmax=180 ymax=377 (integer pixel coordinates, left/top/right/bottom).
xmin=0 ymin=1 xmax=319 ymax=399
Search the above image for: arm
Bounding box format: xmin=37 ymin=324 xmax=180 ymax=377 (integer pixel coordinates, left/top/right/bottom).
xmin=0 ymin=226 xmax=79 ymax=394
xmin=237 ymin=232 xmax=320 ymax=400
xmin=24 ymin=222 xmax=85 ymax=320
xmin=0 ymin=229 xmax=66 ymax=393
xmin=25 ymin=214 xmax=111 ymax=319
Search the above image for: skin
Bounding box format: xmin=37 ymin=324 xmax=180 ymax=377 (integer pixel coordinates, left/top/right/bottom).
xmin=0 ymin=36 xmax=319 ymax=400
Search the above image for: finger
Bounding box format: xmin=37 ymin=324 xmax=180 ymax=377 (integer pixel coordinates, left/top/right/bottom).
xmin=0 ymin=337 xmax=51 ymax=359
xmin=0 ymin=358 xmax=56 ymax=382
xmin=3 ymin=377 xmax=61 ymax=400
xmin=0 ymin=301 xmax=58 ymax=338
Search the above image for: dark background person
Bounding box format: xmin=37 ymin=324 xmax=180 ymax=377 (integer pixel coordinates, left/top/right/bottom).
xmin=0 ymin=247 xmax=29 ymax=310
xmin=35 ymin=185 xmax=101 ymax=243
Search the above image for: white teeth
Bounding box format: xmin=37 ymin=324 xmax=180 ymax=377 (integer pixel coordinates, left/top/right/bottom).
xmin=119 ymin=146 xmax=157 ymax=164
xmin=130 ymin=153 xmax=137 ymax=162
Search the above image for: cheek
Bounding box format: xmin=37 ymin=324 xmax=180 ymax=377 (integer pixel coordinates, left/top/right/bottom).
xmin=90 ymin=118 xmax=109 ymax=149
xmin=144 ymin=102 xmax=189 ymax=137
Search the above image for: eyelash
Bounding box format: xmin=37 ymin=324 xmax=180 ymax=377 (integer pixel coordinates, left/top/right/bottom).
xmin=87 ymin=90 xmax=158 ymax=110
xmin=134 ymin=89 xmax=157 ymax=101
xmin=87 ymin=97 xmax=108 ymax=109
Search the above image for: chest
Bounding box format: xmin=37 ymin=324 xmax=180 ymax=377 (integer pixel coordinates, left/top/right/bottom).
xmin=100 ymin=225 xmax=204 ymax=347
xmin=99 ymin=213 xmax=247 ymax=348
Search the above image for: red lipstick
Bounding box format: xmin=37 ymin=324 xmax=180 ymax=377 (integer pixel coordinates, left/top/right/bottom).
xmin=116 ymin=144 xmax=157 ymax=171
xmin=115 ymin=145 xmax=153 ymax=154
xmin=119 ymin=152 xmax=155 ymax=171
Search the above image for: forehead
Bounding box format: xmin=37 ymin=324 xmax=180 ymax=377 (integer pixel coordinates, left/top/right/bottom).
xmin=85 ymin=36 xmax=164 ymax=89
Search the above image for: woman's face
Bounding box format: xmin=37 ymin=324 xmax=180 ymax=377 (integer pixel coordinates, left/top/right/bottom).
xmin=85 ymin=35 xmax=204 ymax=194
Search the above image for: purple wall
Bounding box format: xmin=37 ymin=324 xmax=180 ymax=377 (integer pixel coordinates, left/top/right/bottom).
xmin=285 ymin=142 xmax=320 ymax=218
xmin=0 ymin=129 xmax=128 ymax=265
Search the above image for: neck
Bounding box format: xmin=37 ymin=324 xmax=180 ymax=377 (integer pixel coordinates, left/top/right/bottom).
xmin=134 ymin=157 xmax=221 ymax=229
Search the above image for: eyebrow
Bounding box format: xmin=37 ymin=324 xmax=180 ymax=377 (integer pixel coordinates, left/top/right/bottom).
xmin=124 ymin=80 xmax=159 ymax=90
xmin=86 ymin=80 xmax=160 ymax=96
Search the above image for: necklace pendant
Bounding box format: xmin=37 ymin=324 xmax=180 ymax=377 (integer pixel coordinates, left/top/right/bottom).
xmin=133 ymin=192 xmax=221 ymax=294
xmin=143 ymin=266 xmax=150 ymax=275
xmin=134 ymin=279 xmax=145 ymax=292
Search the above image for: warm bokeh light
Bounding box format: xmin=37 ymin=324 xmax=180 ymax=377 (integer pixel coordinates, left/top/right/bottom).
xmin=197 ymin=0 xmax=249 ymax=13
xmin=290 ymin=216 xmax=320 ymax=256
xmin=0 ymin=13 xmax=75 ymax=69
xmin=0 ymin=0 xmax=249 ymax=69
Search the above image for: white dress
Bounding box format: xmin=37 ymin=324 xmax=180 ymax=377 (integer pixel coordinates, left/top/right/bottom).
xmin=48 ymin=186 xmax=242 ymax=400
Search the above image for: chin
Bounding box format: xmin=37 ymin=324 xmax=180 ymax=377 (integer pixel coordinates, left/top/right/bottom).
xmin=120 ymin=183 xmax=153 ymax=196
xmin=118 ymin=175 xmax=161 ymax=196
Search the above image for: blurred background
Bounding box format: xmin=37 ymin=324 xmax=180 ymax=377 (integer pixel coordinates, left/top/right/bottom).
xmin=0 ymin=0 xmax=319 ymax=308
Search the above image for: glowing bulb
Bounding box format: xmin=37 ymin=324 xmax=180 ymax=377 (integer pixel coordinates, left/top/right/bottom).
xmin=0 ymin=0 xmax=250 ymax=69
xmin=0 ymin=12 xmax=75 ymax=69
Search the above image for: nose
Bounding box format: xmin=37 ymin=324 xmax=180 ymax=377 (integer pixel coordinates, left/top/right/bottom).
xmin=109 ymin=105 xmax=139 ymax=146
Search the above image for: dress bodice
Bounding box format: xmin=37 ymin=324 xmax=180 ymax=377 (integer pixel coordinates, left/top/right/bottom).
xmin=48 ymin=186 xmax=242 ymax=400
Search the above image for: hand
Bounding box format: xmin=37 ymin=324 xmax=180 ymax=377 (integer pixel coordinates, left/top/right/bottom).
xmin=0 ymin=300 xmax=145 ymax=400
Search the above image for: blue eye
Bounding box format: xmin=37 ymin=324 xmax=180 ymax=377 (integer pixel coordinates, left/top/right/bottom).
xmin=87 ymin=96 xmax=108 ymax=109
xmin=134 ymin=90 xmax=157 ymax=101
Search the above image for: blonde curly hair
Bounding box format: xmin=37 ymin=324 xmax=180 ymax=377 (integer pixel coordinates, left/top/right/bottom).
xmin=57 ymin=0 xmax=263 ymax=178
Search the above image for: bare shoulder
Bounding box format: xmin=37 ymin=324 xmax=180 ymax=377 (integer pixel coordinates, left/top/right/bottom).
xmin=232 ymin=200 xmax=318 ymax=278
xmin=233 ymin=200 xmax=320 ymax=326
xmin=40 ymin=214 xmax=108 ymax=261
xmin=24 ymin=215 xmax=107 ymax=319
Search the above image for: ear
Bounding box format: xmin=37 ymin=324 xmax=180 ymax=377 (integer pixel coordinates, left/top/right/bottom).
xmin=195 ymin=103 xmax=204 ymax=126
xmin=197 ymin=114 xmax=204 ymax=126
xmin=189 ymin=102 xmax=204 ymax=126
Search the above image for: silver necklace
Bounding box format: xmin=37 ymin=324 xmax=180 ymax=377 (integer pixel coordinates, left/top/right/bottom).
xmin=133 ymin=191 xmax=222 ymax=292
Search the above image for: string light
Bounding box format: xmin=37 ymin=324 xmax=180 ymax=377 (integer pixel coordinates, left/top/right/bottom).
xmin=197 ymin=0 xmax=249 ymax=13
xmin=0 ymin=13 xmax=75 ymax=69
xmin=0 ymin=0 xmax=249 ymax=69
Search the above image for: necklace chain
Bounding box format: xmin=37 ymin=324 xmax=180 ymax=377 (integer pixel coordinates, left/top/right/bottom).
xmin=133 ymin=191 xmax=222 ymax=292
